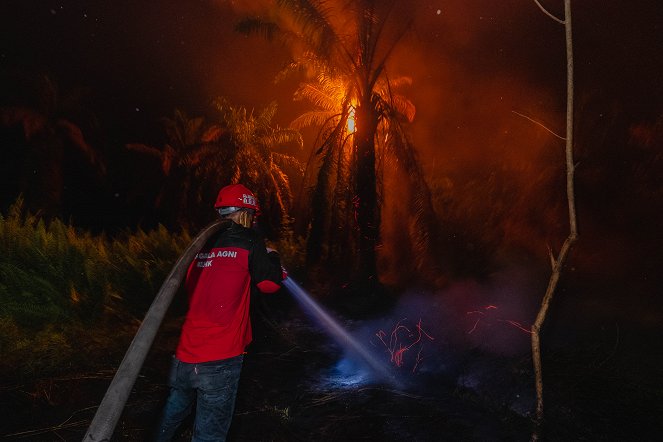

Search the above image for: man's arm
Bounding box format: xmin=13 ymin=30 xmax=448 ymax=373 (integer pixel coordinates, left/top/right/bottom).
xmin=250 ymin=237 xmax=284 ymax=294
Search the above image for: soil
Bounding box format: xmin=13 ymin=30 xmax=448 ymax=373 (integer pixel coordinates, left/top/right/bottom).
xmin=1 ymin=296 xmax=662 ymax=442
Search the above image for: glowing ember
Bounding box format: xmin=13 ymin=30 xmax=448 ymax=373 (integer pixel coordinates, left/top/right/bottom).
xmin=466 ymin=305 xmax=532 ymax=335
xmin=375 ymin=318 xmax=434 ymax=373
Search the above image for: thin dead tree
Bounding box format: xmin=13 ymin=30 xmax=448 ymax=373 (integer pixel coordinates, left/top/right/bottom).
xmin=528 ymin=0 xmax=578 ymax=436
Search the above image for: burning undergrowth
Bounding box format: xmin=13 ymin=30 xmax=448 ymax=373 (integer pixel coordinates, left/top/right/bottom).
xmin=269 ymin=255 xmax=663 ymax=441
xmin=282 ymin=261 xmax=544 ymax=420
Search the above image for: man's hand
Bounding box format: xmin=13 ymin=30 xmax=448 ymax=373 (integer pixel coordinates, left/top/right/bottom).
xmin=266 ymin=247 xmax=277 ymax=254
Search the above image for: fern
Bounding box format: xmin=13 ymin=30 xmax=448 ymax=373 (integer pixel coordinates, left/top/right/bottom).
xmin=0 ymin=200 xmax=193 ymax=377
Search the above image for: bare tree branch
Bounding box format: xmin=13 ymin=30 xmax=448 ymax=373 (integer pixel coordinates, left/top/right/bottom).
xmin=532 ymin=0 xmax=565 ymax=24
xmin=512 ymin=110 xmax=566 ymax=140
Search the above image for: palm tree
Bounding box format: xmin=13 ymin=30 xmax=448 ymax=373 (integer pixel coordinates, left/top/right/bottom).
xmin=0 ymin=74 xmax=104 ymax=217
xmin=288 ymin=71 xmax=354 ymax=267
xmin=238 ymin=0 xmax=438 ymax=288
xmin=128 ymin=101 xmax=303 ymax=237
xmin=213 ymin=98 xmax=303 ymax=238
xmin=126 ymin=108 xmax=225 ymax=227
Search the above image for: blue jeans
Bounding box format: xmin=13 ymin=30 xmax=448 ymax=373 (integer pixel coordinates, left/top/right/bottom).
xmin=155 ymin=354 xmax=244 ymax=442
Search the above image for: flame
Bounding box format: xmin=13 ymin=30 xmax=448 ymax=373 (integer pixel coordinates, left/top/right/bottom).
xmin=347 ymin=105 xmax=356 ymax=134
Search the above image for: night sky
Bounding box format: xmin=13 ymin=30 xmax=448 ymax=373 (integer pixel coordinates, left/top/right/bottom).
xmin=2 ymin=0 xmax=661 ymax=143
xmin=1 ymin=0 xmax=296 ymax=143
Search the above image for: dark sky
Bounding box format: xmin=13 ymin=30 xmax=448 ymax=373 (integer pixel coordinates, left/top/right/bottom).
xmin=2 ymin=0 xmax=661 ymax=144
xmin=1 ymin=0 xmax=298 ymax=143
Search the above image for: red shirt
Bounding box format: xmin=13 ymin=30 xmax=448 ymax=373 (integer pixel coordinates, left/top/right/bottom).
xmin=175 ymin=222 xmax=281 ymax=363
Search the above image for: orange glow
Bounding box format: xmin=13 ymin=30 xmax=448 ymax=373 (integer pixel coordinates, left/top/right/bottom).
xmin=347 ymin=105 xmax=356 ymax=134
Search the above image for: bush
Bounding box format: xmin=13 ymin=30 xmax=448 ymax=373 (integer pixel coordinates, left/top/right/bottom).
xmin=0 ymin=199 xmax=190 ymax=378
xmin=0 ymin=201 xmax=108 ymax=325
xmin=108 ymin=225 xmax=191 ymax=316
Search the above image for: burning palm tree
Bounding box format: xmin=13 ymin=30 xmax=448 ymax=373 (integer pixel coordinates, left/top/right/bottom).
xmin=238 ymin=0 xmax=438 ymax=289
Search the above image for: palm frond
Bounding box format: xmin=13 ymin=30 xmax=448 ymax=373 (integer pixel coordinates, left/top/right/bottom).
xmin=0 ymin=106 xmax=47 ymax=140
xmin=257 ymin=101 xmax=279 ymax=130
xmin=294 ymin=80 xmax=341 ymax=110
xmin=201 ymin=124 xmax=223 ymax=143
xmin=305 ymin=134 xmax=337 ymax=263
xmin=384 ymin=75 xmax=412 ymax=89
xmin=264 ymin=128 xmax=304 ymax=150
xmin=235 ymin=18 xmax=282 ymax=42
xmin=269 ymin=167 xmax=291 ymax=213
xmin=277 ymin=0 xmax=341 ymax=59
xmin=272 ymin=152 xmax=305 ymax=176
xmin=385 ymin=123 xmax=438 ymax=278
xmin=378 ymin=93 xmax=415 ymax=123
xmin=390 ymin=95 xmax=416 ymax=122
xmin=275 ymin=51 xmax=329 ymax=82
xmin=290 ymin=111 xmax=339 ymax=130
xmin=125 ymin=143 xmax=161 ymax=157
xmin=161 ymin=109 xmax=206 ymax=150
xmin=56 ymin=119 xmax=105 ymax=174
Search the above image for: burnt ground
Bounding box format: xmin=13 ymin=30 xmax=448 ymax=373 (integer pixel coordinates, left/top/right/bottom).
xmin=1 ymin=292 xmax=662 ymax=442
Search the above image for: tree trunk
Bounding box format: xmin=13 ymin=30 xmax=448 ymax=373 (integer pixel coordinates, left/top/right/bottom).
xmin=354 ymin=101 xmax=380 ymax=288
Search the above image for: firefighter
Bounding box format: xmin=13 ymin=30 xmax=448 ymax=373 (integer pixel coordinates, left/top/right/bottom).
xmin=155 ymin=184 xmax=283 ymax=441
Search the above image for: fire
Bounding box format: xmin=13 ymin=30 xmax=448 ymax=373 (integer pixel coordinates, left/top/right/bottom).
xmin=375 ymin=318 xmax=434 ymax=373
xmin=347 ymin=105 xmax=356 ymax=134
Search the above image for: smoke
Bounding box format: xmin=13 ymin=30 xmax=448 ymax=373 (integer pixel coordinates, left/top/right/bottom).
xmin=360 ymin=260 xmax=544 ymax=368
xmin=377 ymin=1 xmax=571 ymax=272
xmin=313 ymin=255 xmax=543 ymax=376
xmin=318 ymin=259 xmax=544 ymax=413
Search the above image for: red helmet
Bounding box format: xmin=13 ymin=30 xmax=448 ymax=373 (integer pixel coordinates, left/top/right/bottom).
xmin=214 ymin=184 xmax=259 ymax=213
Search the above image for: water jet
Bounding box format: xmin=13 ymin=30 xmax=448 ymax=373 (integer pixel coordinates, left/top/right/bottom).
xmin=282 ymin=277 xmax=400 ymax=388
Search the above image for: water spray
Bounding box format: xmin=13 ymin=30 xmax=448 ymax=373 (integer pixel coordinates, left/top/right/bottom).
xmin=281 ymin=275 xmax=400 ymax=388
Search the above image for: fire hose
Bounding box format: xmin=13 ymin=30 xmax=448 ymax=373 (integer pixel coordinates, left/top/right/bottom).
xmin=82 ymin=220 xmax=224 ymax=442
